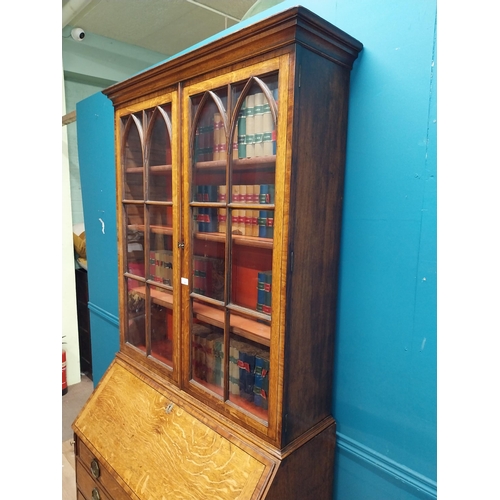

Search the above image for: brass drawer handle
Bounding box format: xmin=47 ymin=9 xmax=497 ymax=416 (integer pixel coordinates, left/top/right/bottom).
xmin=92 ymin=487 xmax=101 ymax=500
xmin=90 ymin=458 xmax=101 ymax=479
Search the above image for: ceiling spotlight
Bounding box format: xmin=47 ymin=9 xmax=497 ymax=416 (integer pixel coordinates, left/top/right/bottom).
xmin=71 ymin=28 xmax=86 ymax=41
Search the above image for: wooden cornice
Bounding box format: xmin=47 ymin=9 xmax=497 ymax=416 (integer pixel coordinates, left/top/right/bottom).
xmin=102 ymin=6 xmax=362 ymax=108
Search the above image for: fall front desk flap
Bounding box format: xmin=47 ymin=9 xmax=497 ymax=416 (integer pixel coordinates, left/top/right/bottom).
xmin=73 ymin=360 xmax=275 ymax=499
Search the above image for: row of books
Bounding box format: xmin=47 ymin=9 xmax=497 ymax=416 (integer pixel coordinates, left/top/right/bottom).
xmin=149 ymin=250 xmax=173 ymax=286
xmin=192 ymin=255 xmax=224 ymax=301
xmin=192 ymin=324 xmax=270 ymax=410
xmin=237 ymin=90 xmax=278 ymax=160
xmin=195 ymin=208 xmax=274 ymax=238
xmin=230 ymin=338 xmax=270 ymax=409
xmin=257 ymin=271 xmax=272 ymax=315
xmin=192 ymin=324 xmax=225 ymax=387
xmin=194 ymin=90 xmax=278 ymax=163
xmin=195 ymin=184 xmax=275 ymax=204
xmin=195 ymin=184 xmax=275 ymax=237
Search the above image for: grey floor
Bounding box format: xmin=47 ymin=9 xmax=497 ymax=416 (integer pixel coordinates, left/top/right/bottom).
xmin=62 ymin=374 xmax=94 ymax=442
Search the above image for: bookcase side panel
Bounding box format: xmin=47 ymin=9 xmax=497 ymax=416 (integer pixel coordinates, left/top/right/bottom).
xmin=282 ymin=45 xmax=353 ymax=445
xmin=265 ymin=422 xmax=336 ymax=499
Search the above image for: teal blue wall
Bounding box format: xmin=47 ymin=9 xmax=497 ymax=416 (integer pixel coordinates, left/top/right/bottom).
xmin=76 ymin=1 xmax=436 ymax=498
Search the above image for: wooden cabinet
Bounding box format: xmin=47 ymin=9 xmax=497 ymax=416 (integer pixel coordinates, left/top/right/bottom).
xmin=73 ymin=6 xmax=362 ymax=499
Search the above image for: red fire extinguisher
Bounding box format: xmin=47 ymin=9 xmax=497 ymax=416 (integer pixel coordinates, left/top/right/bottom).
xmin=62 ymin=349 xmax=68 ymax=396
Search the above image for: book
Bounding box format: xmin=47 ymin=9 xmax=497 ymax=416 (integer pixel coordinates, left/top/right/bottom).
xmin=258 ymin=210 xmax=268 ymax=238
xmin=191 ymin=323 xmax=212 ymax=381
xmin=253 ymin=348 xmax=270 ymax=408
xmin=262 ymin=99 xmax=274 ymax=156
xmin=239 ymin=185 xmax=247 ymax=204
xmin=245 ymin=210 xmax=253 ymax=236
xmin=229 ymin=340 xmax=241 ymax=395
xmin=251 ymin=185 xmax=260 ymax=204
xmin=238 ymin=344 xmax=256 ymax=402
xmin=266 ymin=211 xmax=274 ymax=239
xmin=192 ymin=255 xmax=224 ymax=300
xmin=218 ymin=208 xmax=227 ymax=233
xmin=252 ymin=210 xmax=259 ymax=237
xmin=257 ymin=270 xmax=272 ymax=314
xmin=231 ymin=210 xmax=240 ymax=235
xmin=213 ymin=112 xmax=222 ymax=161
xmin=253 ymin=92 xmax=264 ymax=157
xmin=261 ymin=354 xmax=270 ymax=410
xmin=149 ymin=249 xmax=173 ymax=285
xmin=232 ymin=128 xmax=238 ymax=160
xmin=213 ymin=334 xmax=224 ymax=388
xmin=244 ymin=184 xmax=254 ymax=204
xmin=217 ymin=185 xmax=227 ymax=203
xmin=257 ymin=271 xmax=266 ymax=312
xmin=259 ymin=184 xmax=269 ymax=204
xmin=193 ymin=257 xmax=206 ymax=295
xmin=232 ymin=185 xmax=241 ymax=203
xmin=219 ymin=120 xmax=227 ymax=161
xmin=205 ymin=333 xmax=220 ymax=385
xmin=237 ymin=102 xmax=246 ymax=159
xmin=263 ymin=271 xmax=272 ymax=315
xmin=245 ymin=94 xmax=255 ymax=158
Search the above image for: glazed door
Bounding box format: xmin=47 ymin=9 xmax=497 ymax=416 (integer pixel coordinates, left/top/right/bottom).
xmin=181 ymin=56 xmax=290 ymax=440
xmin=116 ymin=92 xmax=181 ymax=382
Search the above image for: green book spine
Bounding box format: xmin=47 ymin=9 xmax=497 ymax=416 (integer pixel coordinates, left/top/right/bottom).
xmin=237 ymin=102 xmax=246 ymax=158
xmin=263 ymin=271 xmax=272 ymax=315
xmin=257 ymin=271 xmax=266 ymax=312
xmin=245 ymin=94 xmax=255 ymax=158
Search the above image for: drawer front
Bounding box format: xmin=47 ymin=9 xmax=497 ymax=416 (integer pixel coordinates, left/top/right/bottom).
xmin=76 ymin=460 xmax=112 ymax=500
xmin=76 ymin=438 xmax=131 ymax=500
xmin=77 ymin=490 xmax=87 ymax=500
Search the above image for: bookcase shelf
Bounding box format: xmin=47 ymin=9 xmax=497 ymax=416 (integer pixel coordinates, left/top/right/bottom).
xmin=127 ymin=224 xmax=173 ymax=236
xmin=194 ymin=156 xmax=276 ymax=171
xmin=74 ymin=7 xmax=362 ymax=500
xmin=125 ymin=164 xmax=172 ymax=174
xmin=194 ymin=231 xmax=274 ymax=249
xmin=192 ymin=300 xmax=271 ymax=346
xmin=130 ymin=286 xmax=173 ymax=309
xmin=150 ymin=164 xmax=172 ymax=173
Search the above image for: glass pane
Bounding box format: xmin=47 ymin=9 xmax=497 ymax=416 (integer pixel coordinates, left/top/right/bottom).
xmin=150 ymin=296 xmax=173 ymax=367
xmin=147 ymin=104 xmax=173 ymax=202
xmin=191 ymin=309 xmax=225 ymax=398
xmin=126 ymin=278 xmax=146 ymax=350
xmin=192 ymin=239 xmax=225 ymax=301
xmin=122 ymin=114 xmax=144 ymax=201
xmin=191 ymin=89 xmax=228 ymax=198
xmin=148 ymin=205 xmax=173 ymax=286
xmin=228 ymin=76 xmax=277 ymax=317
xmin=231 ymin=244 xmax=272 ymax=314
xmin=125 ymin=204 xmax=145 ymax=278
xmin=229 ymin=331 xmax=269 ymax=422
xmin=232 ymin=74 xmax=278 ymax=163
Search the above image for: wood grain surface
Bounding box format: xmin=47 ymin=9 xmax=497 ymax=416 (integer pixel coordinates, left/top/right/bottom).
xmin=74 ymin=363 xmax=268 ymax=499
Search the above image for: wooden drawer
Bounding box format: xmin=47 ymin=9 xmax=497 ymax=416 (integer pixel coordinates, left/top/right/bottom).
xmin=76 ymin=438 xmax=131 ymax=500
xmin=76 ymin=460 xmax=112 ymax=500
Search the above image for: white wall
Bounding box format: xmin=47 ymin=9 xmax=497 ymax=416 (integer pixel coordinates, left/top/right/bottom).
xmin=62 ymin=70 xmax=81 ymax=386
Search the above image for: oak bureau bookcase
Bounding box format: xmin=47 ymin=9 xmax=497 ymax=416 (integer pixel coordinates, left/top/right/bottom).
xmin=72 ymin=6 xmax=362 ymax=500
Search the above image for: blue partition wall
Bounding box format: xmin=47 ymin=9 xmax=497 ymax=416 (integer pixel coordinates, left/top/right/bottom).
xmin=75 ymin=0 xmax=437 ymax=497
xmin=76 ymin=92 xmax=119 ymax=385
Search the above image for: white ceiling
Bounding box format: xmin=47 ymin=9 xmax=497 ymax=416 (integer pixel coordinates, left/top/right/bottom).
xmin=62 ymin=0 xmax=262 ymax=58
